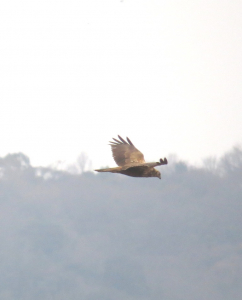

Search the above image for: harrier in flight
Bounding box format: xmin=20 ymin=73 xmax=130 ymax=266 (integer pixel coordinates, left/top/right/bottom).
xmin=95 ymin=135 xmax=168 ymax=179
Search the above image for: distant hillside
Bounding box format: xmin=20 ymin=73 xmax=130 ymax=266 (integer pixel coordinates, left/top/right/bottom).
xmin=0 ymin=147 xmax=241 ymax=300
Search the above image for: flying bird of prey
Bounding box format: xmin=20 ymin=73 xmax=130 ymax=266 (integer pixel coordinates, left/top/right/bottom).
xmin=95 ymin=135 xmax=168 ymax=179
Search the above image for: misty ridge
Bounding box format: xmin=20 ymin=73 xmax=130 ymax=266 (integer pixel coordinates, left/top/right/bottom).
xmin=0 ymin=146 xmax=241 ymax=300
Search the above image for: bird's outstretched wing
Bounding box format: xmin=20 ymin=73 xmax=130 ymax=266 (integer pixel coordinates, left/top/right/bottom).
xmin=109 ymin=135 xmax=145 ymax=166
xmin=121 ymin=158 xmax=168 ymax=170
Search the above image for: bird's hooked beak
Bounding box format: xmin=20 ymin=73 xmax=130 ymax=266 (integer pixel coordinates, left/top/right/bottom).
xmin=158 ymin=174 xmax=161 ymax=179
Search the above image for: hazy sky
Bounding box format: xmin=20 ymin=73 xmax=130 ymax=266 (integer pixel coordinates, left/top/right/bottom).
xmin=1 ymin=0 xmax=242 ymax=169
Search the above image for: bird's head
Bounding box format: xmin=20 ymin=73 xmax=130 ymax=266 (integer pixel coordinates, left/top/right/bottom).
xmin=151 ymin=168 xmax=161 ymax=179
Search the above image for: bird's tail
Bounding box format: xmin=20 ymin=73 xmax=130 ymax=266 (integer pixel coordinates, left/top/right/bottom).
xmin=95 ymin=167 xmax=121 ymax=173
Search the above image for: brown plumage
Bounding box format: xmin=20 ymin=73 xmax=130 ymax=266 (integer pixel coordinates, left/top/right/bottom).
xmin=95 ymin=135 xmax=168 ymax=179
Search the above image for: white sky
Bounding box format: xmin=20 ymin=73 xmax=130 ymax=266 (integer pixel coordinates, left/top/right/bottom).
xmin=1 ymin=0 xmax=242 ymax=169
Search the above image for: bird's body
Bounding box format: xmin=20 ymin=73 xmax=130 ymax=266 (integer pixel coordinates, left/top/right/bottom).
xmin=95 ymin=135 xmax=168 ymax=179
